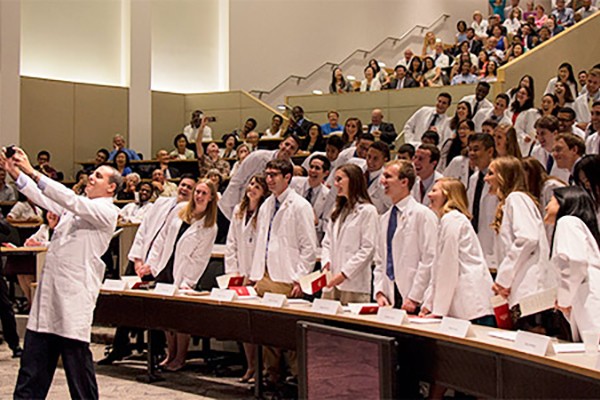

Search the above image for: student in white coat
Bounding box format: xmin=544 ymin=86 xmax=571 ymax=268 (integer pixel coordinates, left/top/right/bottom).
xmin=402 ymin=93 xmax=452 ymax=145
xmin=467 ymin=133 xmax=499 ymax=269
xmin=118 ymin=181 xmax=154 ymax=224
xmin=573 ymin=155 xmax=600 ymax=227
xmin=373 ymin=160 xmax=438 ymax=313
xmin=142 ymin=180 xmax=218 ymax=371
xmin=485 ymin=156 xmax=554 ymax=331
xmin=459 ymin=82 xmax=493 ymax=116
xmin=411 ymin=144 xmax=443 ymax=206
xmin=507 ymin=86 xmax=539 ymax=156
xmin=250 ymin=159 xmax=317 ymax=384
xmin=530 ymin=116 xmax=570 ymax=183
xmin=473 ymin=93 xmax=511 ymax=133
xmin=420 ymin=177 xmax=495 ymax=324
xmin=224 ymin=174 xmax=269 ymax=383
xmin=3 ymin=147 xmax=121 ymax=400
xmin=321 ymin=164 xmax=379 ymax=304
xmin=365 ymin=142 xmax=393 ymax=214
xmin=545 ymin=186 xmax=600 ymax=341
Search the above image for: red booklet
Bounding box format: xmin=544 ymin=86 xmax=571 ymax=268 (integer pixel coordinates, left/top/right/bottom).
xmin=491 ymin=295 xmax=514 ymax=330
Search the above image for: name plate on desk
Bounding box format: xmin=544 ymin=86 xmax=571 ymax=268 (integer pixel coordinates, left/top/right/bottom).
xmin=210 ymin=288 xmax=238 ymax=302
xmin=439 ymin=317 xmax=474 ymax=338
xmin=312 ymin=299 xmax=342 ymax=315
xmin=376 ymin=308 xmax=407 ymax=325
xmin=154 ymin=283 xmax=178 ymax=296
xmin=514 ymin=330 xmax=555 ymax=356
xmin=102 ymin=279 xmax=128 ymax=291
xmin=261 ymin=292 xmax=288 ymax=308
xmin=519 ymin=288 xmax=557 ymax=317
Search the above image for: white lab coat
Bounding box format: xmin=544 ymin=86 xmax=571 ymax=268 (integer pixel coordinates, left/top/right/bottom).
xmin=573 ymin=92 xmax=600 ymax=124
xmin=443 ymin=156 xmax=472 ymax=188
xmin=119 ymin=201 xmax=154 ymax=224
xmin=541 ymin=178 xmax=566 ymax=243
xmin=250 ymin=188 xmax=317 ymax=283
xmin=289 ymin=177 xmax=330 ymax=222
xmin=320 ymin=203 xmax=379 ymax=294
xmin=530 ymin=145 xmax=570 ymax=183
xmin=467 ymin=170 xmax=499 ymax=269
xmin=507 ymin=108 xmax=540 ymax=156
xmin=459 ymin=94 xmax=493 ymax=115
xmin=225 ymin=204 xmax=259 ymax=277
xmin=301 ymin=152 xmax=326 ymax=171
xmin=495 ymin=192 xmax=554 ymax=307
xmin=373 ymin=196 xmax=437 ymax=305
xmin=553 ymin=216 xmax=600 ymax=341
xmin=128 ymin=197 xmax=181 ymax=262
xmin=422 ymin=210 xmax=494 ymax=320
xmin=366 ymin=169 xmax=393 ymax=214
xmin=586 ymin=133 xmax=599 ymax=155
xmin=402 ymin=106 xmax=450 ymax=146
xmin=16 ymin=173 xmax=118 ymax=342
xmin=472 ymin=108 xmax=511 ymax=133
xmin=544 ymin=77 xmax=578 ymax=98
xmin=146 ymin=212 xmax=217 ymax=288
xmin=411 ymin=171 xmax=444 ymax=206
xmin=219 ymin=149 xmax=278 ymax=220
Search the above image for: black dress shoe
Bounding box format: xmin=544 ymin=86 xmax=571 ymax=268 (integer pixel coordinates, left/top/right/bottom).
xmin=97 ymin=351 xmax=130 ymax=365
xmin=12 ymin=347 xmax=23 ymax=358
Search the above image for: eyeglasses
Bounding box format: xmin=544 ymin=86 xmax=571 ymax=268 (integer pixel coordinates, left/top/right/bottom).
xmin=265 ymin=171 xmax=282 ymax=179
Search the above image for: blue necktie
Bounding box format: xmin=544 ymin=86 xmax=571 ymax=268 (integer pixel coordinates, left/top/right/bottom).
xmin=546 ymin=154 xmax=554 ymax=174
xmin=386 ymin=206 xmax=398 ymax=281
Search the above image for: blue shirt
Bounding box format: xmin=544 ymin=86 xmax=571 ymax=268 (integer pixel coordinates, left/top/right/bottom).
xmin=108 ymin=148 xmax=141 ymax=161
xmin=320 ymin=123 xmax=343 ymax=136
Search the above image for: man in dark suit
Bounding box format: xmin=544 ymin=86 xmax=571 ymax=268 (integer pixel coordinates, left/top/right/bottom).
xmin=286 ymin=105 xmax=313 ymax=138
xmin=384 ymin=65 xmax=418 ymax=90
xmin=367 ymin=109 xmax=397 ymax=145
xmin=466 ymin=28 xmax=482 ymax=55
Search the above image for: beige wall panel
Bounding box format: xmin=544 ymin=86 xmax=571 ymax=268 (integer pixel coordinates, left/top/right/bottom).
xmin=152 ymin=91 xmax=185 ymax=156
xmin=73 ymin=83 xmax=129 ymax=168
xmin=20 ymin=77 xmax=75 ymax=179
xmin=185 ymin=92 xmax=241 ymax=111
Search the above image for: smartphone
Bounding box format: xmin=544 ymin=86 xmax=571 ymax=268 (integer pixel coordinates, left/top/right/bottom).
xmin=5 ymin=145 xmax=16 ymax=158
xmin=206 ymin=116 xmax=217 ymax=123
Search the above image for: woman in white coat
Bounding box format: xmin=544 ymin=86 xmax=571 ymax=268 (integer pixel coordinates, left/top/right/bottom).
xmin=485 ymin=156 xmax=554 ymax=331
xmin=321 ymin=164 xmax=379 ymax=304
xmin=224 ymin=174 xmax=269 ymax=383
xmin=507 ymin=86 xmax=539 ymax=156
xmin=420 ymin=178 xmax=495 ymax=325
xmin=545 ymin=186 xmax=600 ymax=342
xmin=142 ymin=179 xmax=218 ymax=371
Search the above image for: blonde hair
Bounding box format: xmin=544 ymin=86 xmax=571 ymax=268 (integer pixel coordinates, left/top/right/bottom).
xmin=489 ymin=156 xmax=537 ymax=233
xmin=178 ymin=179 xmax=218 ymax=228
xmin=435 ymin=177 xmax=472 ymax=219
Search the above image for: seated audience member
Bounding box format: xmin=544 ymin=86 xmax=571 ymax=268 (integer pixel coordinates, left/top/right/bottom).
xmin=494 ymin=123 xmax=523 ymax=158
xmin=85 ymin=148 xmax=110 ymax=173
xmin=551 ymin=0 xmax=574 ymax=27
xmin=585 ymin=101 xmax=600 ymax=153
xmin=72 ymin=170 xmax=89 ymax=196
xmin=156 ymin=149 xmax=180 ymax=179
xmin=397 ymin=144 xmax=416 ymax=161
xmin=117 ymin=172 xmax=141 ymax=201
xmin=420 ymin=177 xmax=495 ymax=325
xmin=220 ymin=134 xmax=238 ymax=159
xmin=169 ymin=134 xmax=195 ymax=160
xmin=206 ymin=169 xmax=224 ymax=195
xmin=421 ymin=130 xmax=440 ymax=147
xmin=503 ymin=7 xmax=523 ymax=35
xmin=367 ymin=109 xmax=397 ymax=145
xmin=557 ymin=107 xmax=586 ymax=138
xmin=119 ymin=182 xmax=154 ymax=224
xmin=537 ymin=26 xmax=552 ymax=45
xmin=403 ymin=93 xmax=452 ymax=145
xmin=286 ymin=106 xmax=313 ymax=138
xmin=385 ymin=65 xmax=418 ymax=90
xmin=365 ymin=142 xmax=393 ymax=214
xmin=321 ymin=164 xmax=379 ymax=304
xmin=533 ymin=4 xmax=548 ymax=28
xmin=34 ymin=151 xmax=62 ymax=181
xmin=183 ymin=109 xmax=212 ymax=143
xmin=360 ymin=66 xmax=382 ymax=92
xmin=113 ymin=150 xmax=133 ymax=177
xmin=422 ymin=31 xmax=437 ymax=57
xmin=320 ymin=110 xmax=343 ymax=135
xmin=422 ymin=57 xmax=444 ymax=87
xmin=0 ymin=167 xmax=16 ymax=201
xmin=329 ymin=67 xmax=353 ymax=94
xmin=373 ymin=160 xmax=437 ymax=313
xmin=412 ymin=144 xmax=443 ymax=206
xmin=7 ymin=193 xmax=43 ymax=223
xmin=482 ymin=37 xmax=504 ymax=64
xmin=433 ymin=42 xmax=450 ymax=69
xmin=341 ymin=117 xmax=363 ymax=148
xmin=233 ymin=118 xmax=258 ymax=141
xmin=152 ymin=168 xmax=178 ymax=198
xmin=230 ymin=143 xmax=251 ymax=178
xmin=474 ymin=93 xmax=511 ymax=132
xmin=197 ymin=142 xmax=231 ymax=178
xmin=472 ymin=10 xmax=489 ymax=39
xmin=264 ymin=114 xmax=284 ymax=138
xmin=576 ymin=0 xmax=599 ymax=20
xmin=451 ymin=61 xmax=478 ymax=85
xmin=245 ymin=131 xmax=261 ymax=151
xmin=490 ymin=24 xmax=508 ymax=52
xmin=396 ymin=48 xmax=415 ymax=70
xmin=574 ymin=68 xmax=600 ymax=129
xmin=520 ymin=23 xmax=539 ymax=51
xmin=301 ymin=123 xmax=326 ymax=153
xmin=142 ymin=179 xmax=218 ymax=372
xmin=546 ymin=186 xmax=600 ymax=342
xmin=552 ymin=133 xmax=586 ymax=183
xmin=531 ymin=116 xmax=570 ymax=182
xmin=465 ymin=27 xmax=483 ymax=54
xmin=408 ymin=56 xmax=424 ymax=87
xmin=108 ymin=134 xmax=141 ymax=161
xmin=481 ymin=60 xmax=499 ymax=82
xmin=461 ymin=82 xmax=493 ymax=116
xmin=369 ymin=58 xmax=390 ymax=87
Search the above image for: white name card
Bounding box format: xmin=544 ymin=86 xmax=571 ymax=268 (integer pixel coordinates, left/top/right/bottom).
xmin=514 ymin=330 xmax=555 ymax=356
xmin=439 ymin=317 xmax=474 ymax=338
xmin=312 ymin=298 xmax=343 ymax=315
xmin=153 ymin=283 xmax=178 ymax=296
xmin=261 ymin=292 xmax=288 ymax=308
xmin=519 ymin=288 xmax=557 ymax=317
xmin=209 ymin=288 xmax=238 ymax=302
xmin=376 ymin=307 xmax=407 ymax=326
xmin=102 ymin=279 xmax=128 ymax=291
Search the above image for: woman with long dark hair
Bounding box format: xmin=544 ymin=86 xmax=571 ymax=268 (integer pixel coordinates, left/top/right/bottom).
xmin=544 ymin=62 xmax=578 ymax=97
xmin=508 ymin=86 xmax=538 ymax=155
xmin=329 ymin=67 xmax=352 ymax=94
xmin=574 ymin=154 xmax=600 ymax=225
xmin=301 ymin=123 xmax=326 ymax=153
xmin=341 ymin=117 xmax=363 ymax=148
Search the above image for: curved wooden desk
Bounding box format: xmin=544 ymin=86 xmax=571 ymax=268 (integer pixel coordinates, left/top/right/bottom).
xmin=94 ymin=289 xmax=600 ymax=398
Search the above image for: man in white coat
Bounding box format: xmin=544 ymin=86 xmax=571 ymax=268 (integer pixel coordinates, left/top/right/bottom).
xmin=3 ymin=147 xmax=122 ymax=400
xmin=460 ymin=82 xmax=493 ymax=116
xmin=585 ymin=101 xmax=600 ymax=154
xmin=365 ymin=142 xmax=393 ymax=214
xmin=411 ymin=144 xmax=443 ymax=206
xmin=574 ymin=68 xmax=600 ymax=130
xmin=373 ymin=160 xmax=437 ymax=312
xmin=473 ymin=93 xmax=511 ymax=133
xmin=118 ymin=181 xmax=154 ymax=224
xmin=402 ymin=92 xmax=452 ymax=145
xmin=531 ymin=116 xmax=570 ymax=182
xmin=250 ymin=158 xmax=317 ymax=384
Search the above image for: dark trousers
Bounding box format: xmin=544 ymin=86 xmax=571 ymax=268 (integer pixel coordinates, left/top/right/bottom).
xmin=0 ymin=274 xmax=20 ymax=350
xmin=14 ymin=330 xmax=98 ymax=400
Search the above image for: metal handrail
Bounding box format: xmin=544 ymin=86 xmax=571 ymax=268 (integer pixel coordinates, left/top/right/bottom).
xmin=249 ymin=13 xmax=451 ymax=99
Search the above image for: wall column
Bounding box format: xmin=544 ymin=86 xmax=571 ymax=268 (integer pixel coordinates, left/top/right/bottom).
xmin=0 ymin=0 xmax=21 ymax=146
